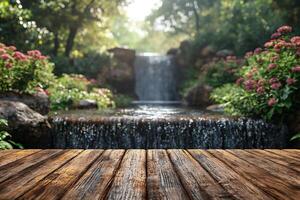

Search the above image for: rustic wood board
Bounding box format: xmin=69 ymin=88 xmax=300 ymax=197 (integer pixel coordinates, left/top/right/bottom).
xmin=0 ymin=149 xmax=298 ymax=200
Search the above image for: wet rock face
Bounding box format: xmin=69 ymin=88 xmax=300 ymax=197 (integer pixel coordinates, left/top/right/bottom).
xmin=0 ymin=100 xmax=51 ymax=148
xmin=0 ymin=92 xmax=50 ymax=115
xmin=50 ymin=115 xmax=288 ymax=149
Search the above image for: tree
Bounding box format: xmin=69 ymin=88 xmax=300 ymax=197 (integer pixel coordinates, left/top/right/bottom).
xmin=22 ymin=0 xmax=127 ymax=57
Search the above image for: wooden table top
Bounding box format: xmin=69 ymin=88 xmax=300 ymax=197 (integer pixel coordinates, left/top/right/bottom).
xmin=0 ymin=149 xmax=299 ymax=199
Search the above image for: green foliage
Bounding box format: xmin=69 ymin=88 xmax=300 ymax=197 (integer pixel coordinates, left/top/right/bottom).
xmin=114 ymin=94 xmax=133 ymax=108
xmin=204 ymin=57 xmax=243 ymax=88
xmin=0 ymin=0 xmax=50 ymax=50
xmin=0 ymin=119 xmax=23 ymax=150
xmin=291 ymin=133 xmax=300 ymax=141
xmin=0 ymin=43 xmax=55 ymax=94
xmin=49 ymin=74 xmax=115 ymax=110
xmin=53 ymin=51 xmax=112 ymax=78
xmin=211 ymin=26 xmax=300 ymax=121
xmin=149 ymin=0 xmax=289 ymax=55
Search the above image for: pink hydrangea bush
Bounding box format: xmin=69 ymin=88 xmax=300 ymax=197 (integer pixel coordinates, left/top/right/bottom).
xmin=211 ymin=25 xmax=300 ymax=120
xmin=0 ymin=43 xmax=55 ymax=94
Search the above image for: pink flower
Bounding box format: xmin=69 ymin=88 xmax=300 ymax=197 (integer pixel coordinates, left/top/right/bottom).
xmin=286 ymin=78 xmax=297 ymax=85
xmin=1 ymin=53 xmax=10 ymax=61
xmin=269 ymin=77 xmax=278 ymax=84
xmin=27 ymin=50 xmax=42 ymax=58
xmin=277 ymin=25 xmax=292 ymax=34
xmin=291 ymin=36 xmax=300 ymax=46
xmin=271 ymin=82 xmax=282 ymax=90
xmin=236 ymin=77 xmax=244 ymax=85
xmin=0 ymin=48 xmax=6 ymax=55
xmin=256 ymin=87 xmax=265 ymax=94
xmin=13 ymin=51 xmax=27 ymax=61
xmin=244 ymin=79 xmax=256 ymax=91
xmin=264 ymin=41 xmax=274 ymax=48
xmin=271 ymin=32 xmax=281 ymax=39
xmin=0 ymin=43 xmax=5 ymax=48
xmin=268 ymin=98 xmax=277 ymax=107
xmin=292 ymin=66 xmax=300 ymax=72
xmin=7 ymin=46 xmax=16 ymax=51
xmin=268 ymin=63 xmax=277 ymax=70
xmin=245 ymin=51 xmax=253 ymax=58
xmin=5 ymin=62 xmax=13 ymax=69
xmin=254 ymin=48 xmax=262 ymax=54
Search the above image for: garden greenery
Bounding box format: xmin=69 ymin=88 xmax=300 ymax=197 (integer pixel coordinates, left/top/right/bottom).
xmin=48 ymin=74 xmax=115 ymax=111
xmin=211 ymin=26 xmax=300 ymax=121
xmin=0 ymin=43 xmax=115 ymax=111
xmin=204 ymin=56 xmax=243 ymax=88
xmin=0 ymin=43 xmax=55 ymax=94
xmin=0 ymin=119 xmax=22 ymax=150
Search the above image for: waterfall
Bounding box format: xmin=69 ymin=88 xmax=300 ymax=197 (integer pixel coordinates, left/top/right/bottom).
xmin=134 ymin=53 xmax=179 ymax=102
xmin=49 ymin=109 xmax=288 ymax=149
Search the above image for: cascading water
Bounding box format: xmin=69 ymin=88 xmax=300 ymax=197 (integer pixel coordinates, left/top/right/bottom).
xmin=134 ymin=53 xmax=179 ymax=102
xmin=47 ymin=53 xmax=288 ymax=149
xmin=50 ymin=107 xmax=288 ymax=149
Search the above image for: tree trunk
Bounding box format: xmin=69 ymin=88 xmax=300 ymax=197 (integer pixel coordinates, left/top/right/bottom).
xmin=192 ymin=1 xmax=200 ymax=34
xmin=53 ymin=32 xmax=59 ymax=56
xmin=64 ymin=26 xmax=79 ymax=57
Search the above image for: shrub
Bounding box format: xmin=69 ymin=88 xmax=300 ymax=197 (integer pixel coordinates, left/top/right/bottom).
xmin=114 ymin=94 xmax=133 ymax=108
xmin=48 ymin=74 xmax=115 ymax=110
xmin=204 ymin=56 xmax=243 ymax=88
xmin=0 ymin=119 xmax=23 ymax=150
xmin=211 ymin=25 xmax=300 ymax=121
xmin=0 ymin=43 xmax=55 ymax=94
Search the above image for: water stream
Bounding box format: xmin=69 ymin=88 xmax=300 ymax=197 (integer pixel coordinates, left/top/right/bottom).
xmin=134 ymin=53 xmax=179 ymax=102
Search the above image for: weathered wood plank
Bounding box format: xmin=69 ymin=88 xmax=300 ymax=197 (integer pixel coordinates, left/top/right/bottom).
xmin=167 ymin=149 xmax=232 ymax=200
xmin=247 ymin=150 xmax=300 ymax=173
xmin=0 ymin=149 xmax=21 ymax=158
xmin=0 ymin=150 xmax=81 ymax=199
xmin=282 ymin=150 xmax=300 ymax=160
xmin=209 ymin=150 xmax=300 ymax=200
xmin=267 ymin=149 xmax=300 ymax=161
xmin=0 ymin=149 xmax=41 ymax=167
xmin=147 ymin=150 xmax=189 ymax=200
xmin=228 ymin=150 xmax=300 ymax=186
xmin=188 ymin=149 xmax=272 ymax=200
xmin=62 ymin=150 xmax=125 ymax=200
xmin=105 ymin=150 xmax=146 ymax=200
xmin=0 ymin=149 xmax=61 ymax=183
xmin=18 ymin=150 xmax=102 ymax=200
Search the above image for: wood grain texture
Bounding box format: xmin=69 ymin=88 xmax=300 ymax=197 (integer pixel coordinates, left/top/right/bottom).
xmin=105 ymin=150 xmax=146 ymax=200
xmin=0 ymin=149 xmax=298 ymax=200
xmin=228 ymin=150 xmax=300 ymax=187
xmin=0 ymin=150 xmax=81 ymax=199
xmin=247 ymin=149 xmax=300 ymax=173
xmin=209 ymin=150 xmax=300 ymax=200
xmin=267 ymin=149 xmax=300 ymax=161
xmin=167 ymin=149 xmax=232 ymax=200
xmin=0 ymin=149 xmax=60 ymax=183
xmin=147 ymin=150 xmax=189 ymax=200
xmin=188 ymin=149 xmax=272 ymax=200
xmin=0 ymin=149 xmax=40 ymax=167
xmin=62 ymin=149 xmax=125 ymax=200
xmin=18 ymin=150 xmax=102 ymax=200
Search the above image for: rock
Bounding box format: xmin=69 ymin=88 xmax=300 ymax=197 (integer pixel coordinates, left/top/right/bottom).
xmin=107 ymin=47 xmax=136 ymax=65
xmin=75 ymin=99 xmax=98 ymax=109
xmin=0 ymin=92 xmax=50 ymax=115
xmin=184 ymin=84 xmax=213 ymax=107
xmin=0 ymin=100 xmax=51 ymax=148
xmin=206 ymin=104 xmax=225 ymax=112
xmin=216 ymin=49 xmax=234 ymax=58
xmin=166 ymin=48 xmax=178 ymax=55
